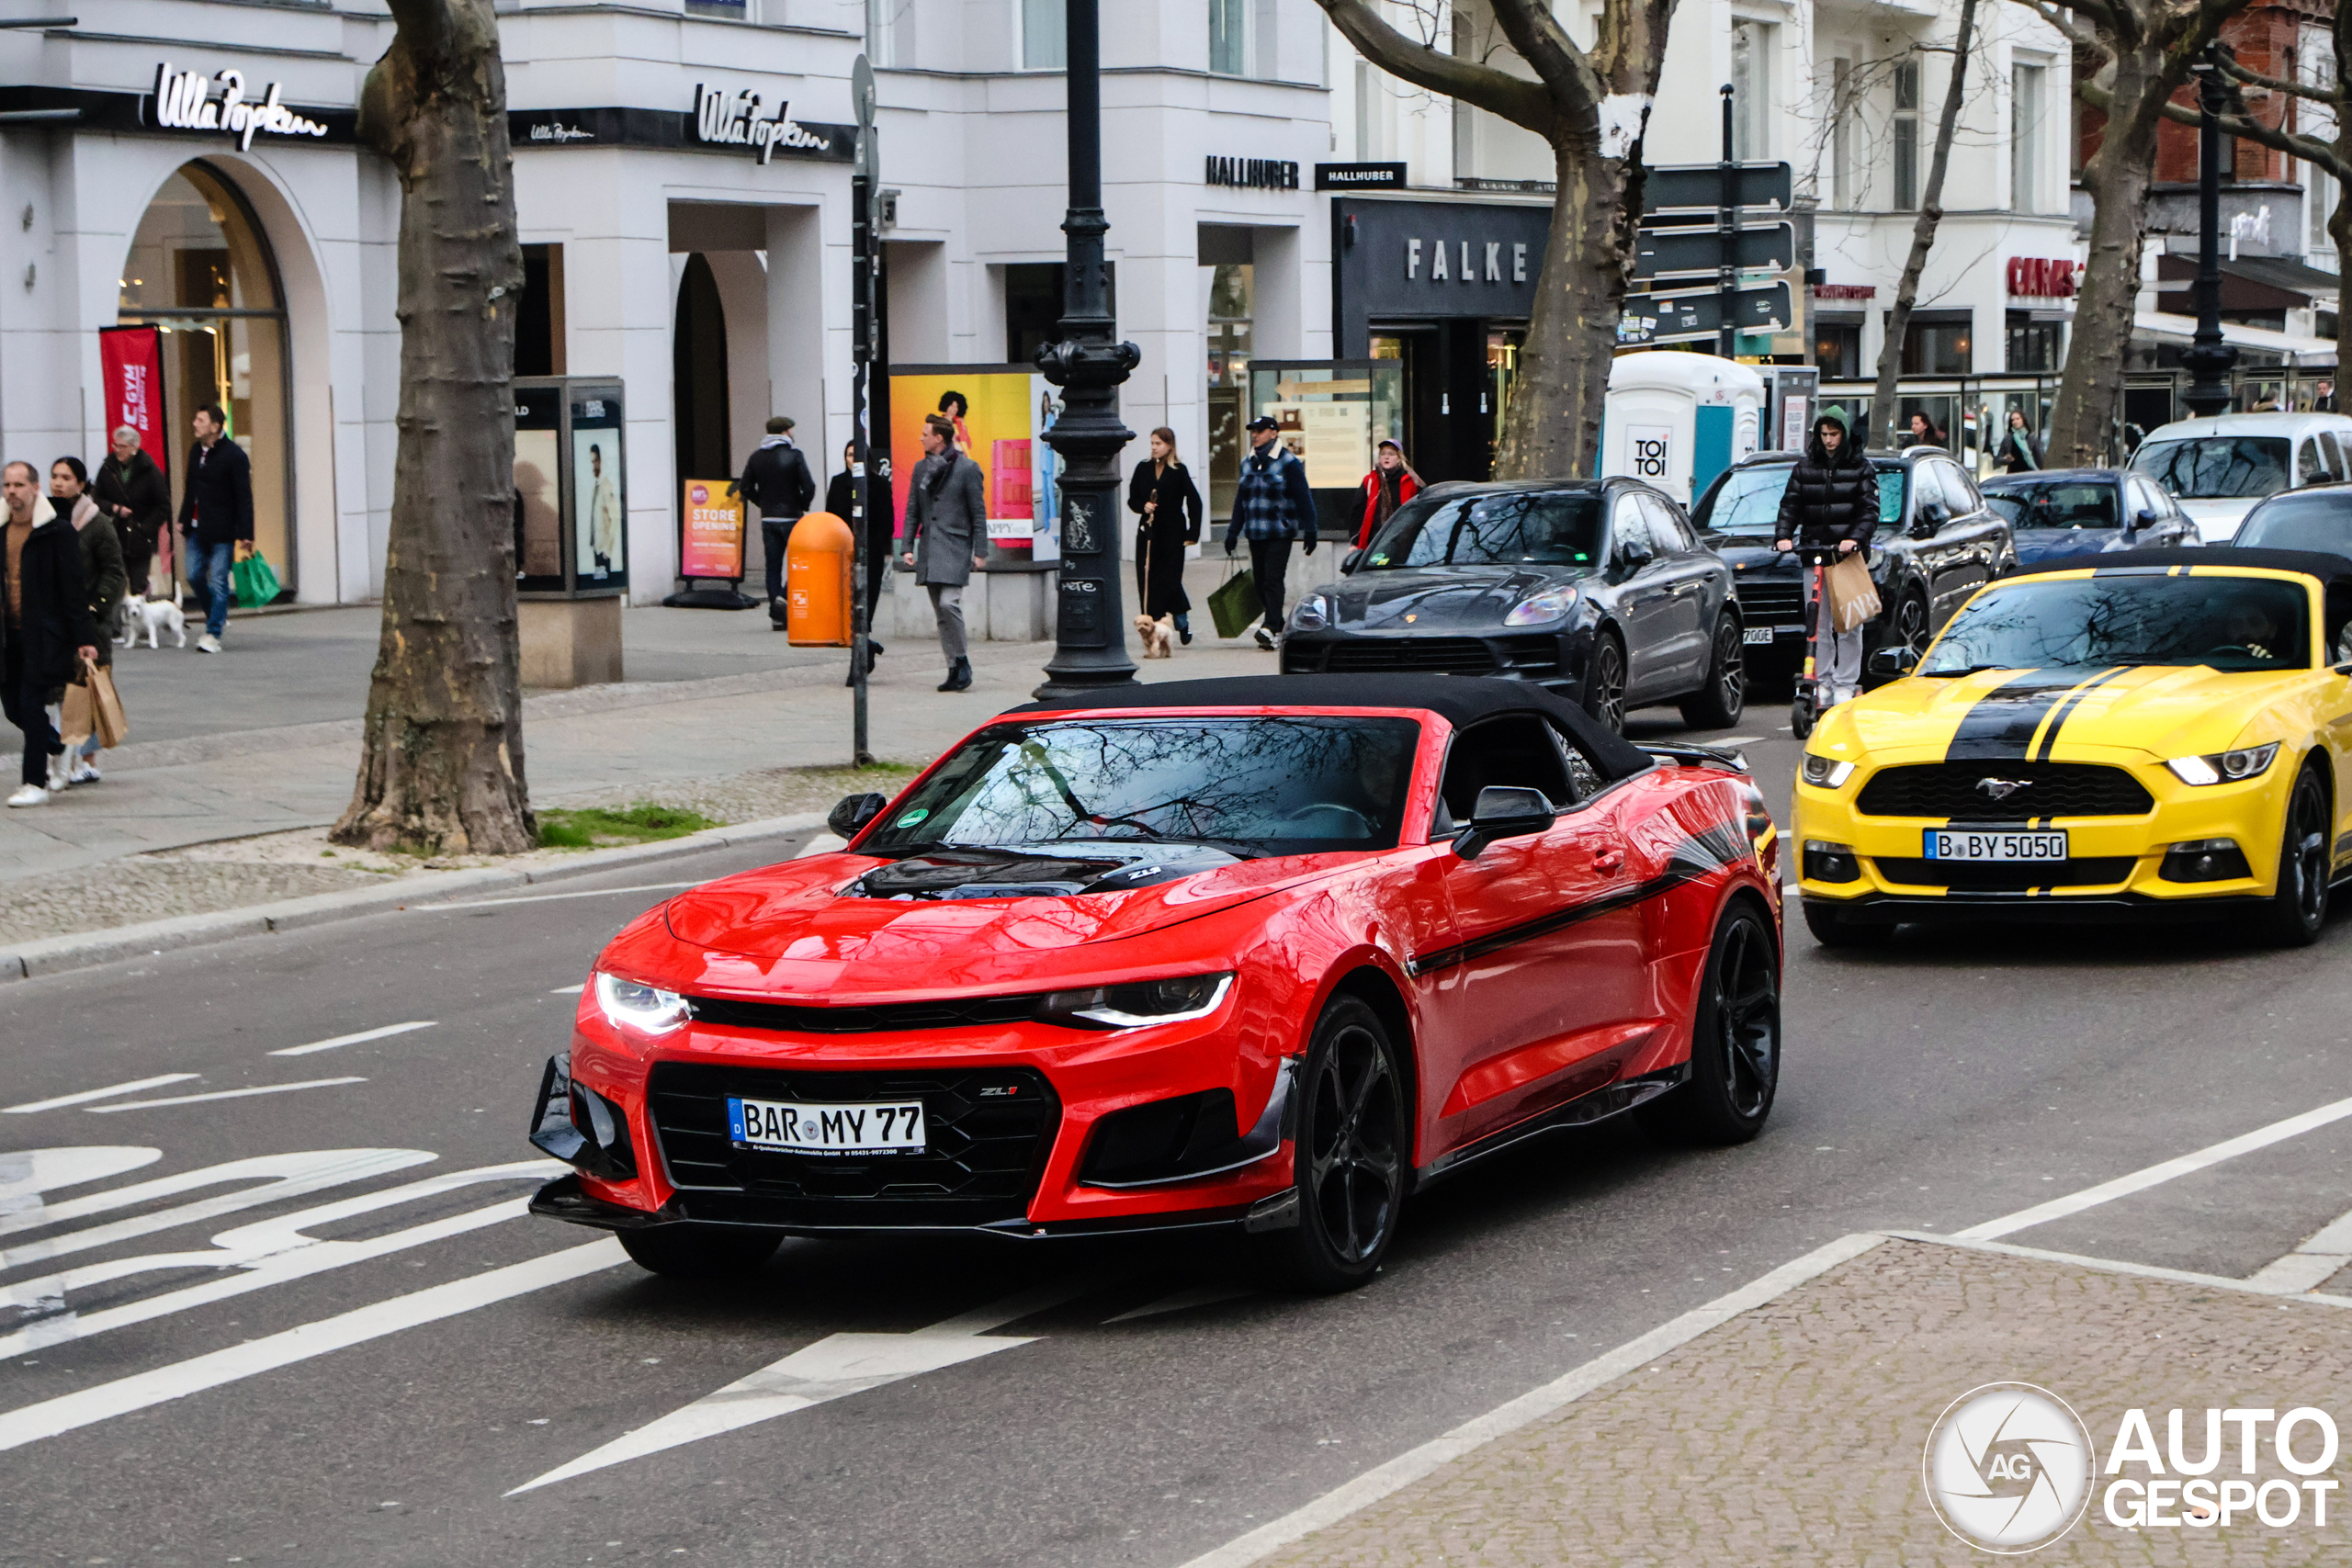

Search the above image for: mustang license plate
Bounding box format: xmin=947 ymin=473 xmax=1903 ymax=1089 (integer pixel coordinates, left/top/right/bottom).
xmin=1922 ymin=829 xmax=2068 ymax=863
xmin=727 ymin=1096 xmax=925 ymax=1155
xmin=1743 ymin=626 xmax=1779 ymax=644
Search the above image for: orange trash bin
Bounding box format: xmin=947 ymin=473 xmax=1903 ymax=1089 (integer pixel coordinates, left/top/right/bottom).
xmin=785 ymin=511 xmax=855 ymax=647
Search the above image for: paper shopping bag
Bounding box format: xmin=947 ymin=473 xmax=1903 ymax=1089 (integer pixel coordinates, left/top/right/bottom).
xmin=1826 ymin=553 xmax=1883 ymax=634
xmin=86 ymin=658 xmax=128 ymax=748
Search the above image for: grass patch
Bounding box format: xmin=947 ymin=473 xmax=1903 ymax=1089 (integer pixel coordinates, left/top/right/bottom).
xmin=537 ymin=803 xmax=721 ymax=850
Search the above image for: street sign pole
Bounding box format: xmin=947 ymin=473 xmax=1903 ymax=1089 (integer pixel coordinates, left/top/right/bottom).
xmin=849 ymin=55 xmax=877 ymax=764
xmin=1716 ymin=85 xmax=1736 ymax=360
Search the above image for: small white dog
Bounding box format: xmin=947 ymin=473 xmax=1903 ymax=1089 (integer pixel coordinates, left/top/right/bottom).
xmin=118 ymin=595 xmax=187 ymax=649
xmin=1135 ymin=612 xmax=1174 ymax=659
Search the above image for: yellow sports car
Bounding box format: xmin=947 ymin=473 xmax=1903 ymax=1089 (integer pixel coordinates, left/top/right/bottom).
xmin=1793 ymin=547 xmax=2352 ymax=947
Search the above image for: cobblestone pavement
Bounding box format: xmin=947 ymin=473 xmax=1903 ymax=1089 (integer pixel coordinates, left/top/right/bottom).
xmin=1259 ymin=1238 xmax=2352 ymax=1567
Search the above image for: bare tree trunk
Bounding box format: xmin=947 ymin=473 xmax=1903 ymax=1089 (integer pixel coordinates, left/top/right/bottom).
xmin=2050 ymin=114 xmax=2155 ymax=467
xmin=334 ymin=0 xmax=533 ymax=855
xmin=1868 ymin=0 xmax=1978 ymax=453
xmin=1496 ymin=142 xmax=1642 ymax=478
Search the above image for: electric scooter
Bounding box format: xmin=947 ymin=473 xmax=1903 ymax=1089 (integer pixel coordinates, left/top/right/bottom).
xmin=1788 ymin=546 xmax=1838 ymax=741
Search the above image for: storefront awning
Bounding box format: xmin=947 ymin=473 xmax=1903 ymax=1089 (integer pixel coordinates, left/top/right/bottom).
xmin=2133 ymin=310 xmax=2337 ymax=365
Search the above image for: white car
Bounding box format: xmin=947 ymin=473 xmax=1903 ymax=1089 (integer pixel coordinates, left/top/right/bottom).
xmin=2130 ymin=411 xmax=2352 ymax=541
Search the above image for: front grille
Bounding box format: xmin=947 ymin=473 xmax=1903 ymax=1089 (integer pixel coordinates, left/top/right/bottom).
xmin=690 ymin=993 xmax=1046 ymax=1034
xmin=1872 ymin=856 xmax=2139 ymax=890
xmin=1856 ymin=762 xmax=2155 ymax=821
xmin=647 ymin=1062 xmax=1060 ymax=1224
xmin=1286 ymin=634 xmax=1559 ymax=676
xmin=1734 ymin=579 xmax=1806 ymax=626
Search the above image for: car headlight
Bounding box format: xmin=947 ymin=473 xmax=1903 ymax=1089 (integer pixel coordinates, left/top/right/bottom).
xmin=1801 ymin=755 xmax=1856 ymax=788
xmin=1290 ymin=594 xmax=1329 ymax=633
xmin=1040 ymin=973 xmax=1234 ymax=1030
xmin=594 ymin=972 xmax=691 ymax=1034
xmin=2164 ymin=742 xmax=2279 ymax=786
xmin=1503 ymin=583 xmax=1580 ymax=626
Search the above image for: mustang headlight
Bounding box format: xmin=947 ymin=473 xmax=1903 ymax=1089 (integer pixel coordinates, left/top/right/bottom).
xmin=1040 ymin=973 xmax=1234 ymax=1030
xmin=594 ymin=972 xmax=690 ymax=1034
xmin=1801 ymin=755 xmax=1857 ymax=788
xmin=1290 ymin=594 xmax=1330 ymax=632
xmin=2164 ymin=742 xmax=2279 ymax=786
xmin=1503 ymin=583 xmax=1580 ymax=627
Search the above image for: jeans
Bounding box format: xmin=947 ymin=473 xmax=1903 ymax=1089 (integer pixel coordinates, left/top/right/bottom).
xmin=1249 ymin=537 xmax=1294 ymax=634
xmin=1 ymin=641 xmax=60 ymax=788
xmin=927 ymin=583 xmax=967 ymax=661
xmin=187 ymin=540 xmax=235 ymax=637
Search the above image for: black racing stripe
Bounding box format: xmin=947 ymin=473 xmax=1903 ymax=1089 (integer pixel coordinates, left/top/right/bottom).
xmin=2030 ymin=667 xmax=2130 ymax=762
xmin=1408 ymin=829 xmax=1749 ymax=977
xmin=1942 ymin=671 xmax=2089 ymax=761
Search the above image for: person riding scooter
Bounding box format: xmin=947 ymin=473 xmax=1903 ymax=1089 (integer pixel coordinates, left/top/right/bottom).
xmin=1772 ymin=406 xmax=1876 ymax=710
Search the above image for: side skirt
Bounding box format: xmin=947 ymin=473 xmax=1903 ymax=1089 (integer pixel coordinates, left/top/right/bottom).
xmin=1409 ymin=1062 xmax=1691 ymax=1192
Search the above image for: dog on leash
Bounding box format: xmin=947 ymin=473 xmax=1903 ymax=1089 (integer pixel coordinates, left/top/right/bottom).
xmin=118 ymin=596 xmax=188 ymax=649
xmin=1135 ymin=613 xmax=1175 ymax=659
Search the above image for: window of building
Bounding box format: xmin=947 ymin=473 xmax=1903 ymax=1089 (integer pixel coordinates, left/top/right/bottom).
xmin=1899 ymin=313 xmax=1971 ymax=376
xmin=1815 ymin=319 xmax=1862 ymax=380
xmin=1893 ymin=59 xmax=1920 ymax=211
xmin=1204 ymin=245 xmax=1254 ymax=515
xmin=2006 ymin=312 xmax=2062 ymax=372
xmin=1830 ymin=57 xmax=1854 ymax=209
xmin=2313 ymin=161 xmax=2337 ymax=254
xmin=2011 ymin=63 xmax=2044 ymax=214
xmin=1022 ymin=0 xmax=1066 ymax=69
xmin=1210 ymin=0 xmax=1249 ymax=75
xmin=1730 ymin=21 xmax=1774 ymax=160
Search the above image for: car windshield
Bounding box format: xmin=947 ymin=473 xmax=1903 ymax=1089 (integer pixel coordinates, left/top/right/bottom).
xmin=1983 ymin=480 xmax=2121 ymax=531
xmin=1689 ymin=464 xmax=1906 ymax=535
xmin=1363 ymin=491 xmax=1602 ymax=569
xmin=1920 ymin=575 xmax=2312 ymax=674
xmin=854 ymin=716 xmax=1425 ymax=859
xmin=2132 ymin=436 xmax=2293 ymax=500
xmin=2233 ymin=494 xmax=2352 ymax=554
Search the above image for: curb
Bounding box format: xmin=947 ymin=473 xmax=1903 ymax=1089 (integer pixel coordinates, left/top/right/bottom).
xmin=0 ymin=811 xmax=828 ymax=985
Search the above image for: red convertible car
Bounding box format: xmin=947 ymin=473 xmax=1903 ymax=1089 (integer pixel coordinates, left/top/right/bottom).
xmin=528 ymin=675 xmax=1783 ymax=1292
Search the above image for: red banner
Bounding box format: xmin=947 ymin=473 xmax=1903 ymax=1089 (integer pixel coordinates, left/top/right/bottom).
xmin=98 ymin=325 xmax=167 ymax=477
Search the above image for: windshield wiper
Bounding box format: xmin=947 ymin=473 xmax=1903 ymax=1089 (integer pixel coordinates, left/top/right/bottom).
xmin=1919 ymin=663 xmax=2008 ymax=678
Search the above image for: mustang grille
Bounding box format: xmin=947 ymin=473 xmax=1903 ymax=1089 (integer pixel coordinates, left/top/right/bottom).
xmin=1733 ymin=579 xmax=1806 ymax=626
xmin=690 ymin=993 xmax=1046 ymax=1034
xmin=1872 ymin=856 xmax=2139 ymax=890
xmin=1855 ymin=762 xmax=2154 ymax=821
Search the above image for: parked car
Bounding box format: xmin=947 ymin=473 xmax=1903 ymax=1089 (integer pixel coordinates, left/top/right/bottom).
xmin=2128 ymin=412 xmax=2352 ymax=541
xmin=1279 ymin=479 xmax=1746 ymax=732
xmin=1687 ymin=446 xmax=2018 ymax=686
xmin=2230 ymin=483 xmax=2352 ymax=562
xmin=1978 ymin=468 xmax=2199 ymax=566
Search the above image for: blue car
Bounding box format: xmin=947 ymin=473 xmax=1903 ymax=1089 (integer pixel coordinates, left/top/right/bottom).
xmin=1978 ymin=468 xmax=2199 ymax=566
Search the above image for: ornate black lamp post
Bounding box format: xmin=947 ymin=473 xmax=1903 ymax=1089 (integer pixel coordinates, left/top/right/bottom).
xmin=1032 ymin=0 xmax=1141 ymax=702
xmin=2179 ymin=51 xmax=2240 ymax=421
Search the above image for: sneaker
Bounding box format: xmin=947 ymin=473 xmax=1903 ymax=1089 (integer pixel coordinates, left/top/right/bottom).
xmin=1253 ymin=626 xmax=1277 ymax=651
xmin=6 ymin=784 xmax=49 ymax=807
xmin=196 ymin=633 xmax=221 ymax=653
xmin=68 ymin=758 xmax=100 ymax=784
xmin=45 ymin=752 xmax=69 ymax=791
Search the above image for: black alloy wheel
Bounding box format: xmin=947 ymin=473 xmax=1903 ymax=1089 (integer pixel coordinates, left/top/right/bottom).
xmin=1680 ymin=614 xmax=1748 ymax=728
xmin=619 ymin=1225 xmax=779 ymax=1280
xmin=2259 ymin=763 xmax=2332 ymax=948
xmin=1639 ymin=898 xmax=1781 ymax=1144
xmin=1584 ymin=633 xmax=1628 ymax=734
xmin=1890 ymin=592 xmax=1930 ymax=662
xmin=1268 ymin=996 xmax=1407 ymax=1292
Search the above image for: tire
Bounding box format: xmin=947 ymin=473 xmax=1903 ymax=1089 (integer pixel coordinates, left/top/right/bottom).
xmin=1887 ymin=592 xmax=1930 ymax=664
xmin=1679 ymin=614 xmax=1748 ymax=729
xmin=1583 ymin=632 xmax=1628 ymax=735
xmin=1261 ymin=996 xmax=1408 ymax=1293
xmin=1638 ymin=898 xmax=1781 ymax=1145
xmin=619 ymin=1225 xmax=779 ymax=1280
xmin=2258 ymin=762 xmax=2331 ymax=948
xmin=1789 ymin=689 xmax=1815 ymax=740
xmin=1802 ymin=898 xmax=1892 ymax=949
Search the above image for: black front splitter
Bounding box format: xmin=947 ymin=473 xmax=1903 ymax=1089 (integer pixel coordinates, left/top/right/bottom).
xmin=1803 ymin=891 xmax=2278 ymax=926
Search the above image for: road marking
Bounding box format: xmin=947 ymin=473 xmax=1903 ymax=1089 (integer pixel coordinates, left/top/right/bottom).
xmin=2245 ymin=1203 xmax=2352 ymax=1294
xmin=510 ymin=1277 xmax=1093 ymax=1495
xmin=0 ymin=1239 xmax=625 ymax=1454
xmin=793 ymin=834 xmax=847 ymax=859
xmin=5 ymin=1076 xmax=200 ymax=1114
xmin=270 ymin=1021 xmax=436 ymax=1057
xmin=1174 ymin=1235 xmax=1883 ymax=1568
xmin=1955 ymin=1095 xmax=2352 ymax=1241
xmin=1103 ymin=1284 xmax=1258 ymax=1324
xmin=85 ymin=1078 xmax=368 ymax=1113
xmin=0 ymin=1148 xmax=162 ymax=1211
xmin=550 ymin=984 xmax=585 ymax=995
xmin=1 ymin=1148 xmax=434 ymax=1258
xmin=422 ymin=882 xmax=696 ymax=911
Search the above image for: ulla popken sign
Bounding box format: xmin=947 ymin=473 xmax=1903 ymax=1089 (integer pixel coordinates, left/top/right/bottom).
xmin=691 ymin=85 xmax=836 ymax=165
xmin=151 ymin=63 xmax=331 ymax=150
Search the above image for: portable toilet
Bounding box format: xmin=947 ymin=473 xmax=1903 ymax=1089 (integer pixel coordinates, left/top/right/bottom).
xmin=1600 ymin=354 xmax=1765 ymax=505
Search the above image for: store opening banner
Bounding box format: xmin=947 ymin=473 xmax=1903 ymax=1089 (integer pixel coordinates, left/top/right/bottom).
xmin=888 ymin=367 xmax=1064 ymax=562
xmin=680 ymin=479 xmax=745 ymax=581
xmin=99 ymin=325 xmax=167 ymax=477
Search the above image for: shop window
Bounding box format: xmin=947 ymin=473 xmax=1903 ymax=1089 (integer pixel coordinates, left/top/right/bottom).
xmin=1893 ymin=59 xmax=1920 ymax=211
xmin=1205 ymin=258 xmax=1254 ymax=516
xmin=1729 ymin=21 xmax=1774 ymax=161
xmin=1898 ymin=315 xmax=1970 ymax=376
xmin=515 ymin=243 xmax=566 ymax=377
xmin=1815 ymin=320 xmax=1862 ymax=380
xmin=2005 ymin=313 xmax=2061 ymax=373
xmin=1021 ymin=0 xmax=1066 ymax=70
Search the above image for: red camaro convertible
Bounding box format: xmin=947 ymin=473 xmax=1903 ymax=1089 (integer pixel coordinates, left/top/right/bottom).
xmin=528 ymin=675 xmax=1783 ymax=1292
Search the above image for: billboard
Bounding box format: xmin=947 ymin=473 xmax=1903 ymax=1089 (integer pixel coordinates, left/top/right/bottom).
xmin=888 ymin=367 xmax=1064 ymax=561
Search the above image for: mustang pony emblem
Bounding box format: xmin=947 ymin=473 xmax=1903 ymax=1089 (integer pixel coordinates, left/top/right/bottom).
xmin=1975 ymin=777 xmax=2031 ymax=801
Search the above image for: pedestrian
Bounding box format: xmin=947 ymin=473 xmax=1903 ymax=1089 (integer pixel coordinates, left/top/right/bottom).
xmin=1993 ymin=409 xmax=2041 ymax=475
xmin=1355 ymin=438 xmax=1419 ymax=547
xmin=2313 ymin=378 xmax=2338 ymax=412
xmin=827 ymin=439 xmax=888 ymax=682
xmin=731 ymin=415 xmax=816 ymax=618
xmin=1222 ymin=415 xmax=1318 ymax=649
xmin=94 ymin=425 xmax=169 ymax=601
xmin=52 ymin=457 xmax=122 ymax=784
xmin=175 ymin=402 xmax=253 ymax=653
xmin=901 ymin=414 xmax=987 ymax=692
xmin=0 ymin=460 xmax=100 ymax=807
xmin=1126 ymin=427 xmax=1203 ymax=645
xmin=1905 ymin=411 xmax=1946 ymax=450
xmin=1772 ymin=407 xmax=1875 ymax=709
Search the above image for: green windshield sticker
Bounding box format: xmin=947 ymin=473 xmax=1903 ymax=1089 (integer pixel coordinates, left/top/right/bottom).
xmin=895 ymin=807 xmax=929 ymax=828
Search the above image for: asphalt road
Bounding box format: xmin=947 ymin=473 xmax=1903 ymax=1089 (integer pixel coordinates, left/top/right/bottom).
xmin=8 ymin=702 xmax=2352 ymax=1567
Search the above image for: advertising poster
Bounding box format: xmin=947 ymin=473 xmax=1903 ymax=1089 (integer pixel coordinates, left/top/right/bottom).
xmin=679 ymin=479 xmax=745 ymax=580
xmin=889 ymin=367 xmax=1061 ymax=556
xmin=1272 ymin=400 xmax=1373 ymax=489
xmin=98 ymin=325 xmax=168 ymax=478
xmin=571 ymin=389 xmax=626 ymax=587
xmin=514 ymin=384 xmax=562 ymax=587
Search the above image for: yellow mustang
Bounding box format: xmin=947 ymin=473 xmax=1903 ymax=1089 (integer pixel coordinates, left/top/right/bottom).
xmin=1793 ymin=547 xmax=2352 ymax=947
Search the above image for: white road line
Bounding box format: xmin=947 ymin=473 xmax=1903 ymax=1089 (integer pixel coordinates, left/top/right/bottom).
xmin=549 ymin=984 xmax=585 ymax=995
xmin=4 ymin=1076 xmax=200 ymax=1114
xmin=422 ymin=882 xmax=696 ymax=911
xmin=1 ymin=1149 xmax=433 ymax=1258
xmin=793 ymin=834 xmax=847 ymax=859
xmin=85 ymin=1077 xmax=368 ymax=1113
xmin=1174 ymin=1235 xmax=1884 ymax=1568
xmin=1103 ymin=1284 xmax=1258 ymax=1324
xmin=0 ymin=1239 xmax=625 ymax=1454
xmin=0 ymin=1148 xmax=162 ymax=1211
xmin=269 ymin=1021 xmax=436 ymax=1057
xmin=1955 ymin=1094 xmax=2352 ymax=1241
xmin=511 ymin=1276 xmax=1095 ymax=1495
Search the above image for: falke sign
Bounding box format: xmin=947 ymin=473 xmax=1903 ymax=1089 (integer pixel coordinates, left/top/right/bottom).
xmin=2007 ymin=257 xmax=2081 ymax=299
xmin=691 ymin=85 xmax=837 ymax=164
xmin=1332 ymin=197 xmax=1551 ymax=344
xmin=149 ymin=63 xmax=331 ymax=149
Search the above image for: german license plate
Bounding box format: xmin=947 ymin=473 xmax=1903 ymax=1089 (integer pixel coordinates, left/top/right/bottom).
xmin=1744 ymin=626 xmax=1777 ymax=644
xmin=727 ymin=1096 xmax=925 ymax=1155
xmin=1922 ymin=829 xmax=2068 ymax=862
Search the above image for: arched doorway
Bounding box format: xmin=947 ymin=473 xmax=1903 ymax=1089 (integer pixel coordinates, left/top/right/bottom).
xmin=673 ymin=252 xmax=732 ymax=493
xmin=117 ymin=162 xmax=292 ymax=599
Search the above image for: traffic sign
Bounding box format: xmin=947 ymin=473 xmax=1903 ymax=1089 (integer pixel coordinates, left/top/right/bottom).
xmin=1619 ymin=281 xmax=1793 ymax=344
xmin=1634 ymin=221 xmax=1795 ymax=280
xmin=1640 ymin=162 xmax=1792 ymax=214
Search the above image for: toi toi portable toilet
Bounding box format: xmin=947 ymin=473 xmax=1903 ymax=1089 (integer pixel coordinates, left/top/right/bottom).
xmin=785 ymin=512 xmax=855 ymax=646
xmin=1600 ymin=355 xmax=1765 ymax=505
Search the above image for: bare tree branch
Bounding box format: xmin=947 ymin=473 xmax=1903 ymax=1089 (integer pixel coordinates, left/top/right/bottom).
xmin=1484 ymin=0 xmax=1597 ymax=120
xmin=1317 ymin=0 xmax=1555 ymax=131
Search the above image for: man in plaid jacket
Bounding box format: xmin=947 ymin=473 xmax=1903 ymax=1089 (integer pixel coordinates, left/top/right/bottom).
xmin=1221 ymin=416 xmax=1319 ymax=649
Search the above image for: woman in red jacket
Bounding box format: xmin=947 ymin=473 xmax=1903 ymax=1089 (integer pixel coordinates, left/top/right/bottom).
xmin=1356 ymin=440 xmax=1419 ymax=547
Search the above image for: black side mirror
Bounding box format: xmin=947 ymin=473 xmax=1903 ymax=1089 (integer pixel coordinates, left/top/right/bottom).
xmin=1453 ymin=785 xmax=1558 ymax=860
xmin=1341 ymin=547 xmax=1364 ymax=574
xmin=1867 ymin=646 xmax=1918 ymax=679
xmin=828 ymin=792 xmax=888 ymax=840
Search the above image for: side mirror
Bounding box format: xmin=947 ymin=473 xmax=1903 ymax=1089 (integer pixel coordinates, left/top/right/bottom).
xmin=1867 ymin=646 xmax=1919 ymax=680
xmin=1617 ymin=539 xmax=1656 ymax=573
xmin=828 ymin=792 xmax=889 ymax=840
xmin=1453 ymin=785 xmax=1558 ymax=860
xmin=1341 ymin=547 xmax=1364 ymax=574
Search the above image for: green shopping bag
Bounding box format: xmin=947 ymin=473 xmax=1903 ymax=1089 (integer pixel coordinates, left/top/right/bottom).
xmin=1207 ymin=567 xmax=1261 ymax=640
xmin=232 ymin=550 xmax=282 ymax=609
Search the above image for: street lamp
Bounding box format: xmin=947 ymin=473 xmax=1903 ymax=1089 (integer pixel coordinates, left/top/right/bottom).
xmin=2179 ymin=50 xmax=2239 ymax=422
xmin=1032 ymin=0 xmax=1141 ymax=702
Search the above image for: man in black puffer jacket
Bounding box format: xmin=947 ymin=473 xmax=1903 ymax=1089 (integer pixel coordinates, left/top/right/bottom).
xmin=1773 ymin=405 xmax=1877 ymax=707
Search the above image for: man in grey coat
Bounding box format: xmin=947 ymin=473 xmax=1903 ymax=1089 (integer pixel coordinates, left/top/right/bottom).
xmin=900 ymin=414 xmax=987 ymax=692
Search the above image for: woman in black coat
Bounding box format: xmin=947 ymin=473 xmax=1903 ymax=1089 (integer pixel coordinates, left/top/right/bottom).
xmin=0 ymin=461 xmax=100 ymax=803
xmin=1125 ymin=428 xmax=1204 ymax=640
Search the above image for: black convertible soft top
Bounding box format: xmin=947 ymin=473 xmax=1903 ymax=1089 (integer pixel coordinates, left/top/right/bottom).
xmin=1006 ymin=673 xmax=1657 ymax=781
xmin=2081 ymin=546 xmax=2352 ymax=591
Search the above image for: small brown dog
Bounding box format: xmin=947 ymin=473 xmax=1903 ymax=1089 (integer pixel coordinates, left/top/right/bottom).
xmin=1135 ymin=613 xmax=1175 ymax=659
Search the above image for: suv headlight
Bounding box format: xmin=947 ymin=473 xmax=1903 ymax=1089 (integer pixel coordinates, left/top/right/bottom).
xmin=1801 ymin=755 xmax=1856 ymax=788
xmin=1290 ymin=594 xmax=1329 ymax=632
xmin=1503 ymin=584 xmax=1580 ymax=626
xmin=2164 ymin=742 xmax=2279 ymax=786
xmin=594 ymin=972 xmax=690 ymax=1034
xmin=1040 ymin=973 xmax=1234 ymax=1030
